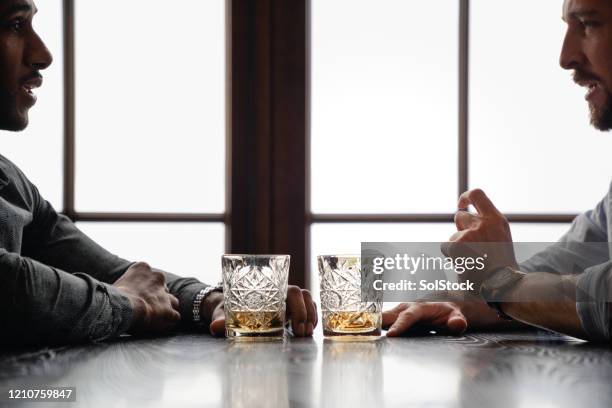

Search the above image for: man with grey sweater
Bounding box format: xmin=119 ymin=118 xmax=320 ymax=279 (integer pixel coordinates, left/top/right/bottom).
xmin=0 ymin=0 xmax=317 ymax=345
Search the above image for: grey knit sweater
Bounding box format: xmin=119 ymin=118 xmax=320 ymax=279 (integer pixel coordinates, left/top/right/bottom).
xmin=0 ymin=154 xmax=209 ymax=346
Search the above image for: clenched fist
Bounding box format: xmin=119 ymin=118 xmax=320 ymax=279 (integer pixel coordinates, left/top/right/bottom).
xmin=113 ymin=262 xmax=181 ymax=335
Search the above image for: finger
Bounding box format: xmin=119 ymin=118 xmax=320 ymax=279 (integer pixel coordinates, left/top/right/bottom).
xmin=210 ymin=317 xmax=226 ymax=337
xmin=450 ymin=228 xmax=474 ymax=243
xmin=458 ymin=189 xmax=500 ymax=216
xmin=382 ymin=311 xmax=397 ymax=328
xmin=162 ymin=306 xmax=181 ymax=323
xmin=454 ymin=210 xmax=478 ymax=231
xmin=446 ymin=311 xmax=468 ymax=335
xmin=441 ymin=233 xmax=465 ymax=258
xmin=386 ymin=305 xmax=423 ymax=337
xmin=211 ymin=304 xmax=225 ymax=322
xmin=301 ymin=289 xmax=317 ymax=336
xmin=156 ymin=309 xmax=181 ymax=333
xmin=441 ymin=232 xmax=477 ymax=259
xmin=169 ymin=294 xmax=180 ymax=311
xmin=382 ymin=303 xmax=409 ymax=327
xmin=286 ymin=286 xmax=307 ymax=336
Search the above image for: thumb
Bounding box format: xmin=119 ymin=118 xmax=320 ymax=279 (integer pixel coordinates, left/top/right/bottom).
xmin=210 ymin=317 xmax=225 ymax=337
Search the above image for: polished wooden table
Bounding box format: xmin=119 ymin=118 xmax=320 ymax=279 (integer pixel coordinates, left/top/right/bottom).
xmin=1 ymin=329 xmax=611 ymax=407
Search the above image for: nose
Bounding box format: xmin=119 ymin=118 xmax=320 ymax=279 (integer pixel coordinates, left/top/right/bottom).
xmin=24 ymin=30 xmax=53 ymax=71
xmin=559 ymin=27 xmax=585 ymax=70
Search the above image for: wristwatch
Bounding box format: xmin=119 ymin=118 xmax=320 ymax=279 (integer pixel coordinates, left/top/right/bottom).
xmin=192 ymin=283 xmax=223 ymax=323
xmin=479 ymin=267 xmax=526 ymax=320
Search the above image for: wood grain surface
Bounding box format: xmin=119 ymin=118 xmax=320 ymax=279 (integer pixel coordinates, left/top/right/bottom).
xmin=0 ymin=330 xmax=611 ymax=408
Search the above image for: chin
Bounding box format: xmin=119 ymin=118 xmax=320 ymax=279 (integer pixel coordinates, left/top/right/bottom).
xmin=0 ymin=113 xmax=29 ymax=132
xmin=590 ymin=102 xmax=612 ymax=131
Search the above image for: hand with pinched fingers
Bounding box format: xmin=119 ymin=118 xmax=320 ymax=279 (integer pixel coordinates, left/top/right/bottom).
xmin=441 ymin=189 xmax=518 ymax=289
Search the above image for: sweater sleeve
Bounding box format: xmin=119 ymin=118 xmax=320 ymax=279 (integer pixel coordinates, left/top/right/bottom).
xmin=21 ymin=182 xmax=212 ymax=330
xmin=0 ymin=248 xmax=132 ymax=346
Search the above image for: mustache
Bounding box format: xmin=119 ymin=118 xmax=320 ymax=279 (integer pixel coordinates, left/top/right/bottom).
xmin=573 ymin=70 xmax=601 ymax=85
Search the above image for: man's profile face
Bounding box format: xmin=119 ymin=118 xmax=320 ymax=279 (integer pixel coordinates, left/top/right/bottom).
xmin=0 ymin=0 xmax=52 ymax=131
xmin=561 ymin=0 xmax=612 ymax=130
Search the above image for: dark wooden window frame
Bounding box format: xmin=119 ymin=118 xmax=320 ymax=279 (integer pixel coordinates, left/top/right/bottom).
xmin=61 ymin=0 xmax=575 ymax=290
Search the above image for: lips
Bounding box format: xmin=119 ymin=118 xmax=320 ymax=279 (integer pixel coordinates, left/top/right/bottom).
xmin=20 ymin=76 xmax=42 ymax=106
xmin=586 ymin=83 xmax=599 ymax=101
xmin=574 ymin=76 xmax=598 ymax=98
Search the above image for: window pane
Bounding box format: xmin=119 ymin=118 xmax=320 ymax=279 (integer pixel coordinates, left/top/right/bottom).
xmin=75 ymin=1 xmax=225 ymax=213
xmin=0 ymin=0 xmax=63 ymax=210
xmin=470 ymin=0 xmax=612 ymax=213
xmin=510 ymin=223 xmax=571 ymax=243
xmin=309 ymin=223 xmax=455 ymax=298
xmin=311 ymin=0 xmax=458 ymax=214
xmin=310 ymin=222 xmax=572 ymax=297
xmin=77 ymin=222 xmax=225 ymax=285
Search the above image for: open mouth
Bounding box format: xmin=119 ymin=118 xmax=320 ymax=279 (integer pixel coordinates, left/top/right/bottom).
xmin=21 ymin=76 xmax=42 ymax=95
xmin=585 ymin=83 xmax=601 ymax=101
xmin=19 ymin=76 xmax=42 ymax=105
xmin=577 ymin=80 xmax=602 ymax=102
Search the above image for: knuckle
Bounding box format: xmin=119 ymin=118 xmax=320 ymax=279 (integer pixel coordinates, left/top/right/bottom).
xmin=287 ymin=286 xmax=300 ymax=296
xmin=445 ymin=301 xmax=460 ymax=310
xmin=471 ymin=188 xmax=485 ymax=196
xmin=400 ymin=310 xmax=417 ymax=319
xmin=394 ymin=303 xmax=410 ymax=312
xmin=301 ymin=288 xmax=312 ymax=297
xmin=134 ymin=261 xmax=151 ymax=270
xmin=151 ymin=271 xmax=166 ymax=283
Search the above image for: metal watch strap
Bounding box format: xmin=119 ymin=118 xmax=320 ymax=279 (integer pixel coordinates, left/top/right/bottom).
xmin=193 ymin=284 xmax=223 ymax=323
xmin=480 ymin=267 xmax=526 ymax=321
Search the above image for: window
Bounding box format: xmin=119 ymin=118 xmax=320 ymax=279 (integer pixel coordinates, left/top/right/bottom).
xmin=69 ymin=0 xmax=227 ymax=283
xmin=311 ymin=0 xmax=458 ymax=214
xmin=1 ymin=1 xmax=227 ymax=284
xmin=308 ymin=0 xmax=597 ymax=292
xmin=1 ymin=2 xmax=605 ymax=292
xmin=77 ymin=223 xmax=225 ymax=282
xmin=74 ymin=0 xmax=225 ymax=214
xmin=470 ymin=0 xmax=612 ymax=213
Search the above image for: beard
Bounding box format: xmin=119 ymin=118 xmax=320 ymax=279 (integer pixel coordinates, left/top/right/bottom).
xmin=574 ymin=70 xmax=612 ymax=131
xmin=589 ymin=92 xmax=612 ymax=131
